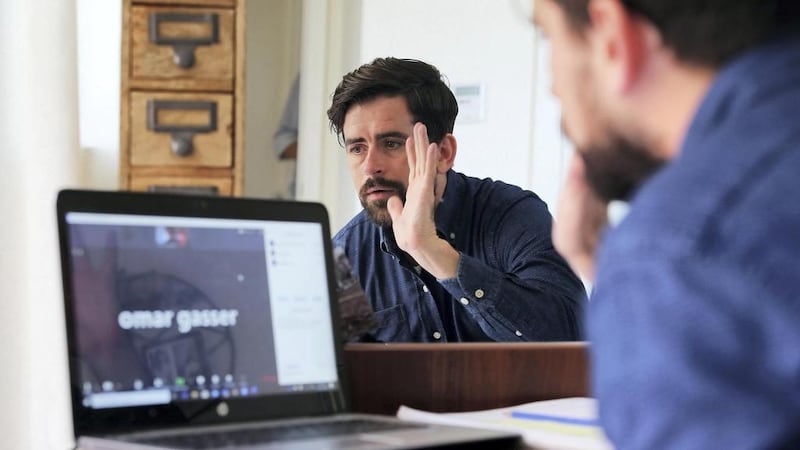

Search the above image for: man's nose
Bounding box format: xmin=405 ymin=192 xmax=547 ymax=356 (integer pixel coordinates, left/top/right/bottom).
xmin=362 ymin=147 xmax=385 ymax=176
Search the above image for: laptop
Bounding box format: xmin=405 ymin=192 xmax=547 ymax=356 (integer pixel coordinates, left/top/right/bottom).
xmin=56 ymin=189 xmax=520 ymax=450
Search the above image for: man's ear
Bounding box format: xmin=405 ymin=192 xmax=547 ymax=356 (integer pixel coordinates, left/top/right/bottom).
xmin=437 ymin=134 xmax=457 ymax=173
xmin=587 ymin=0 xmax=649 ymax=93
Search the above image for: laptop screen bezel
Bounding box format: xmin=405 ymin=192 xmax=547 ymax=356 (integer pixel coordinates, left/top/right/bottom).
xmin=56 ymin=189 xmax=351 ymax=438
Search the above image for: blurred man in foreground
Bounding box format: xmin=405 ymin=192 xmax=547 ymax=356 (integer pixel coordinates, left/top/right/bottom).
xmin=533 ymin=0 xmax=800 ymax=447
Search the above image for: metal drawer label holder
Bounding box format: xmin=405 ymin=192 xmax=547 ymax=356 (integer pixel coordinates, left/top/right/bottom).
xmin=146 ymin=99 xmax=218 ymax=157
xmin=149 ymin=12 xmax=220 ymax=69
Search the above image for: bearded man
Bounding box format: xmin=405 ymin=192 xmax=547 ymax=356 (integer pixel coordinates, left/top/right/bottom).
xmin=534 ymin=0 xmax=800 ymax=447
xmin=328 ymin=57 xmax=586 ymax=343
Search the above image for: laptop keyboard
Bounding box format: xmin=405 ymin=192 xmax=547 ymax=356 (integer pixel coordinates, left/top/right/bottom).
xmin=131 ymin=418 xmax=425 ymax=449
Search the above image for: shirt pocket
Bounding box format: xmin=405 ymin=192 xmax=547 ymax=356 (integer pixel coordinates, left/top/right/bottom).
xmin=371 ymin=304 xmax=412 ymax=342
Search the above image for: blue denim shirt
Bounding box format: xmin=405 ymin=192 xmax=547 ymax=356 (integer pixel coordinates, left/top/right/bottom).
xmin=590 ymin=33 xmax=800 ymax=449
xmin=333 ymin=170 xmax=586 ymax=342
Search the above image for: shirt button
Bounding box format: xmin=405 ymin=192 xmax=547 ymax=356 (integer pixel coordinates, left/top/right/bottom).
xmin=449 ymin=232 xmax=456 ymax=240
xmin=433 ymin=331 xmax=442 ymax=340
xmin=515 ymin=330 xmax=522 ymax=337
xmin=422 ymin=285 xmax=429 ymax=293
xmin=474 ymin=289 xmax=485 ymax=299
xmin=459 ymin=297 xmax=469 ymax=306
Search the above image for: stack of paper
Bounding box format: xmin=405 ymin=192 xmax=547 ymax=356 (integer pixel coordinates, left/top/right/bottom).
xmin=397 ymin=397 xmax=613 ymax=450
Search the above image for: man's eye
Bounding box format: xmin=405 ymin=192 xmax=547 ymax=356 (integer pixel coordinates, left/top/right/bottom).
xmin=385 ymin=140 xmax=403 ymax=150
xmin=348 ymin=146 xmax=364 ymax=155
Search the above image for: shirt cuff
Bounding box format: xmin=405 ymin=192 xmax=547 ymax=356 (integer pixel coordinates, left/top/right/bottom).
xmin=439 ymin=252 xmax=501 ymax=305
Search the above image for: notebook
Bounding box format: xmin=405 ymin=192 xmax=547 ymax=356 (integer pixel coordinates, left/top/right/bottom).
xmin=56 ymin=189 xmax=520 ymax=450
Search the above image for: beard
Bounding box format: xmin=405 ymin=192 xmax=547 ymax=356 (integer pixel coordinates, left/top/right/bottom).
xmin=359 ymin=177 xmax=407 ymax=227
xmin=576 ymin=129 xmax=666 ymax=202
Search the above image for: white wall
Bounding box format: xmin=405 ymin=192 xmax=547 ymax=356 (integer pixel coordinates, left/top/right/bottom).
xmin=0 ymin=0 xmax=80 ymax=447
xmin=77 ymin=0 xmax=121 ymax=189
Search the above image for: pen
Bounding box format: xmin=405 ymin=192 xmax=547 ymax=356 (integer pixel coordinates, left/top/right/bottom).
xmin=510 ymin=411 xmax=599 ymax=427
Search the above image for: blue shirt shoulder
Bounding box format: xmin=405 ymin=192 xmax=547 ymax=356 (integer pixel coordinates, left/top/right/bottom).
xmin=591 ymin=33 xmax=800 ymax=449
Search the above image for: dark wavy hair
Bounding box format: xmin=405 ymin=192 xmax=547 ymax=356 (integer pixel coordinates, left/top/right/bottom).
xmin=553 ymin=0 xmax=800 ymax=67
xmin=327 ymin=57 xmax=458 ymax=145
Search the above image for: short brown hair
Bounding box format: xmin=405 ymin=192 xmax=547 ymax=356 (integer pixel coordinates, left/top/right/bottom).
xmin=553 ymin=0 xmax=800 ymax=67
xmin=327 ymin=57 xmax=458 ymax=145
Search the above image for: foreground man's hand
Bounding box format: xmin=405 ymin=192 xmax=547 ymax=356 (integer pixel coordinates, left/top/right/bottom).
xmin=553 ymin=154 xmax=609 ymax=282
xmin=387 ymin=123 xmax=459 ymax=280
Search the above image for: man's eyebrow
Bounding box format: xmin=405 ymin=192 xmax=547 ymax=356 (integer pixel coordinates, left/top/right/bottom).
xmin=344 ymin=136 xmax=366 ymax=146
xmin=344 ymin=131 xmax=408 ymax=146
xmin=376 ymin=131 xmax=408 ymax=140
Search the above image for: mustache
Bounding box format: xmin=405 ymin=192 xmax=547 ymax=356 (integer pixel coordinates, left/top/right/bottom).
xmin=359 ymin=177 xmax=406 ymax=198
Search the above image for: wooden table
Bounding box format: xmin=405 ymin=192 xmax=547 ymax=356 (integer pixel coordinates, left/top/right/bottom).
xmin=343 ymin=342 xmax=590 ymax=415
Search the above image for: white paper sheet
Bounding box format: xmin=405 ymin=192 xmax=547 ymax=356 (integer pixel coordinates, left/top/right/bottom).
xmin=397 ymin=397 xmax=614 ymax=450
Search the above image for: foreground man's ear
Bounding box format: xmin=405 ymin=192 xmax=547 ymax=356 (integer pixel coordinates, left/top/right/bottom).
xmin=587 ymin=0 xmax=651 ymax=94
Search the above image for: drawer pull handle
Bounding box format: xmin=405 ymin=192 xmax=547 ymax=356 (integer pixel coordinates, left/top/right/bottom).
xmin=148 ymin=12 xmax=220 ymax=69
xmin=147 ymin=100 xmax=218 ymax=157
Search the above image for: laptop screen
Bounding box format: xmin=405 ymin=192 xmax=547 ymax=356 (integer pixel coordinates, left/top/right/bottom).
xmin=64 ymin=211 xmax=340 ymax=411
xmin=64 ymin=211 xmax=341 ymax=412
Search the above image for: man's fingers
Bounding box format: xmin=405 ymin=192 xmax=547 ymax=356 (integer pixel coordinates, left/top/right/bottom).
xmin=414 ymin=123 xmax=430 ymax=176
xmin=426 ymin=142 xmax=438 ymax=182
xmin=553 ymin=153 xmax=608 ymax=282
xmin=405 ymin=133 xmax=417 ymax=180
xmin=387 ymin=195 xmax=404 ymax=223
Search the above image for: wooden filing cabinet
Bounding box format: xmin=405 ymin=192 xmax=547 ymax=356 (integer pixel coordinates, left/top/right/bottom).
xmin=119 ymin=0 xmax=244 ymax=196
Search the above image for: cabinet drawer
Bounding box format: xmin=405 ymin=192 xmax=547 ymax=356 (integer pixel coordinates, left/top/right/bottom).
xmin=130 ymin=5 xmax=234 ymax=84
xmin=130 ymin=91 xmax=233 ymax=168
xmin=130 ymin=176 xmax=233 ymax=196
